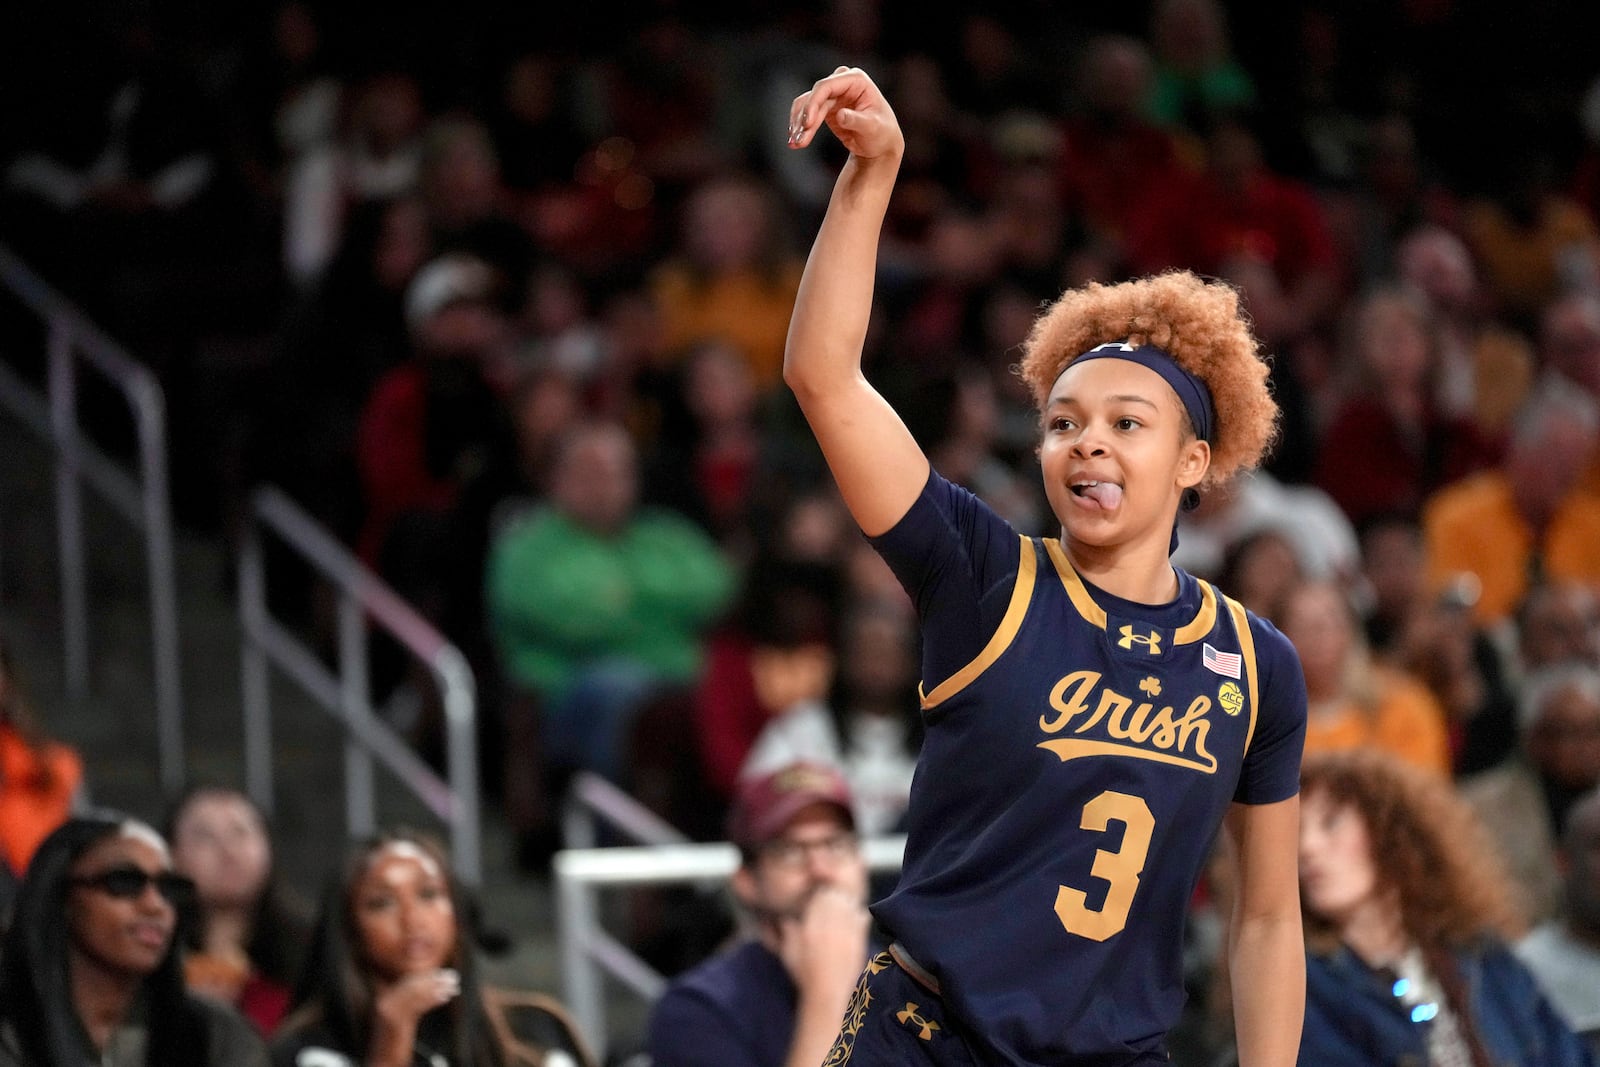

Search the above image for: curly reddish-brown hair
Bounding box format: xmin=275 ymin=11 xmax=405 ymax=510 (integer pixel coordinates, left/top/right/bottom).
xmin=1016 ymin=270 xmax=1277 ymax=487
xmin=1300 ymin=750 xmax=1524 ymax=955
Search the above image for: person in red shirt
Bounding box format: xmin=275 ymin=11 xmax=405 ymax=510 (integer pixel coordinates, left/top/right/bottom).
xmin=1126 ymin=109 xmax=1341 ymax=349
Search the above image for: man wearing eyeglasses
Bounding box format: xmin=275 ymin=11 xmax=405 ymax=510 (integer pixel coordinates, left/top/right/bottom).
xmin=646 ymin=761 xmax=872 ymax=1067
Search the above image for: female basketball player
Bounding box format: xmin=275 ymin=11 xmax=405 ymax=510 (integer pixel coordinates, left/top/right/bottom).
xmin=783 ymin=67 xmax=1306 ymax=1066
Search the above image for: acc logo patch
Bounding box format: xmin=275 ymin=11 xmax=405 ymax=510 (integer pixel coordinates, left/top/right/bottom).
xmin=1218 ymin=681 xmax=1244 ymax=717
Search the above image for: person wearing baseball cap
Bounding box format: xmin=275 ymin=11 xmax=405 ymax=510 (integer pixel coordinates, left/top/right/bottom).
xmin=646 ymin=761 xmax=871 ymax=1067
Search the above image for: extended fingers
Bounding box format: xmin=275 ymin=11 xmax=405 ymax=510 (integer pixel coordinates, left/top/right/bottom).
xmin=413 ymin=968 xmax=460 ymax=1006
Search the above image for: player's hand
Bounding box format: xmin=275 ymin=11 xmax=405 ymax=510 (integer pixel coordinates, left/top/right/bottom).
xmin=777 ymin=884 xmax=871 ymax=995
xmin=788 ymin=67 xmax=904 ymax=163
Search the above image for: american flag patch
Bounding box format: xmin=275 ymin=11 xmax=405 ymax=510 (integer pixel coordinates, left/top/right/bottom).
xmin=1203 ymin=643 xmax=1241 ymax=679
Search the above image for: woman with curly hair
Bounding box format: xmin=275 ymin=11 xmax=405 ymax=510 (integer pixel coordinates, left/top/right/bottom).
xmin=0 ymin=812 xmax=267 ymax=1067
xmin=781 ymin=68 xmax=1306 ymax=1065
xmin=1298 ymin=749 xmax=1592 ymax=1065
xmin=271 ymin=829 xmax=592 ymax=1067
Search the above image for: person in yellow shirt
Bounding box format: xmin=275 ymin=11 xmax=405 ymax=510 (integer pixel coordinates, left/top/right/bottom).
xmin=1424 ymin=384 xmax=1600 ymax=627
xmin=1280 ymin=579 xmax=1451 ymax=775
xmin=650 ymin=175 xmax=803 ymax=391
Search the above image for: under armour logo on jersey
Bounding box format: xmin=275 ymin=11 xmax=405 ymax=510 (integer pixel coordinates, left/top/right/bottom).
xmin=897 ymin=1003 xmax=941 ymax=1041
xmin=1117 ymin=625 xmax=1162 ymax=654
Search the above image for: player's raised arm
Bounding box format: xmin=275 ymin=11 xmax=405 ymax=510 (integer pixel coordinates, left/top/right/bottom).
xmin=783 ymin=67 xmax=929 ymax=537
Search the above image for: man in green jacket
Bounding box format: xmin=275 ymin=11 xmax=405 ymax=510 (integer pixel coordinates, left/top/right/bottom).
xmin=487 ymin=421 xmax=736 ymax=852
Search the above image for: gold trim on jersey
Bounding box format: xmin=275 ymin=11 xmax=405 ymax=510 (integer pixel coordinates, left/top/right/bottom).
xmin=1223 ymin=595 xmax=1261 ymax=755
xmin=920 ymin=535 xmax=1037 ymax=710
xmin=1042 ymin=539 xmax=1218 ymax=643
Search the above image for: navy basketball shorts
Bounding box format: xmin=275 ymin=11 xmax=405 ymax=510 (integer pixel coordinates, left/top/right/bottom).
xmin=822 ymin=949 xmax=980 ymax=1066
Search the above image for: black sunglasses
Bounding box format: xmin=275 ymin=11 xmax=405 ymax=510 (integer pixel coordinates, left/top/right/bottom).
xmin=69 ymin=866 xmax=196 ymax=905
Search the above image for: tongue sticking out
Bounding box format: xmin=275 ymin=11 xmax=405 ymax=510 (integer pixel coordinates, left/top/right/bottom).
xmin=1081 ymin=482 xmax=1123 ymax=509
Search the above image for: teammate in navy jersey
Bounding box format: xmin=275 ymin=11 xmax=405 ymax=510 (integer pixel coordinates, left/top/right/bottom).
xmin=782 ymin=68 xmax=1308 ymax=1066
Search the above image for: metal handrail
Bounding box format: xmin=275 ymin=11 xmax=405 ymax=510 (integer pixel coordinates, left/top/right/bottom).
xmin=553 ymin=834 xmax=907 ymax=1057
xmin=561 ymin=770 xmax=690 ymax=851
xmin=238 ymin=484 xmax=481 ymax=884
xmin=0 ymin=242 xmax=184 ymax=792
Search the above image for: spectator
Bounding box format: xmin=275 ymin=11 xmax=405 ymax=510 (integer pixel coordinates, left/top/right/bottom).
xmin=417 ymin=115 xmax=538 ymax=299
xmin=1392 ymin=585 xmax=1519 ymax=780
xmin=1516 ymin=580 xmax=1600 ymax=682
xmin=642 ymin=339 xmax=770 ymax=550
xmin=166 ymin=787 xmax=312 ymax=1036
xmin=1355 ymin=513 xmax=1520 ymax=776
xmin=1173 ymin=468 xmax=1358 ymax=586
xmin=1214 ymin=528 xmax=1303 ymax=623
xmin=0 ymin=4 xmax=224 ymax=341
xmin=1358 ymin=513 xmax=1430 ymax=659
xmin=1280 ymin=579 xmax=1452 ymax=775
xmin=742 ymin=599 xmax=922 ymax=837
xmin=355 ymin=251 xmax=518 ymax=640
xmin=1315 ymin=286 xmax=1498 ymax=529
xmin=1463 ymin=149 xmax=1600 ymax=324
xmin=695 ymin=557 xmax=842 ymax=816
xmin=484 ymin=52 xmax=588 ymax=199
xmin=281 ymin=72 xmax=425 ymax=288
xmin=911 ymin=363 xmax=1043 ymax=534
xmin=1396 ymin=227 xmax=1525 ymax=431
xmin=1518 ymin=785 xmax=1600 ymax=1058
xmin=650 ymin=174 xmax=803 ymax=392
xmin=1463 ymin=664 xmax=1600 ymax=925
xmin=1056 ymin=35 xmax=1184 ymax=260
xmin=1297 ymin=749 xmax=1591 ymax=1067
xmin=1126 ymin=108 xmax=1341 ymax=352
xmin=0 ymin=813 xmax=267 ymax=1066
xmin=0 ymin=637 xmax=83 ymax=882
xmin=1334 ymin=126 xmax=1461 ymax=290
xmin=486 ymin=422 xmax=736 ymax=860
xmin=1422 ymin=384 xmax=1600 ymax=628
xmin=1144 ymin=0 xmax=1256 ymax=130
xmin=645 ymin=762 xmax=872 ymax=1067
xmin=1537 ymin=292 xmax=1600 ymax=495
xmin=1543 ymin=292 xmax=1600 ymax=409
xmin=250 ymin=194 xmax=432 ymax=565
xmin=272 ymin=829 xmax=592 ymax=1067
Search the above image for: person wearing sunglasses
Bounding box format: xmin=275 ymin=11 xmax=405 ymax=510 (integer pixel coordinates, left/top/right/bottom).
xmin=1296 ymin=749 xmax=1593 ymax=1066
xmin=0 ymin=811 xmax=269 ymax=1067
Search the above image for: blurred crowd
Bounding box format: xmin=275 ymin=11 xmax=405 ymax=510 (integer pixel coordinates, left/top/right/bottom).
xmin=7 ymin=0 xmax=1600 ymax=1062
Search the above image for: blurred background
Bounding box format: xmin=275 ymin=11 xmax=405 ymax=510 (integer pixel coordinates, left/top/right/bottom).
xmin=5 ymin=0 xmax=1600 ymax=1062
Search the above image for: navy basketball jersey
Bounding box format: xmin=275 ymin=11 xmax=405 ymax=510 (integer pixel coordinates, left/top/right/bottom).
xmin=873 ymin=529 xmax=1305 ymax=1065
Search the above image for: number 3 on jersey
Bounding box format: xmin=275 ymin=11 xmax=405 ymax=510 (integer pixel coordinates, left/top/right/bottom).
xmin=1054 ymin=791 xmax=1155 ymax=942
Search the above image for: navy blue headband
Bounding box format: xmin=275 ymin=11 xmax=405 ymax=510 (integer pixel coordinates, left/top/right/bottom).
xmin=1070 ymin=341 xmax=1214 ymax=444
